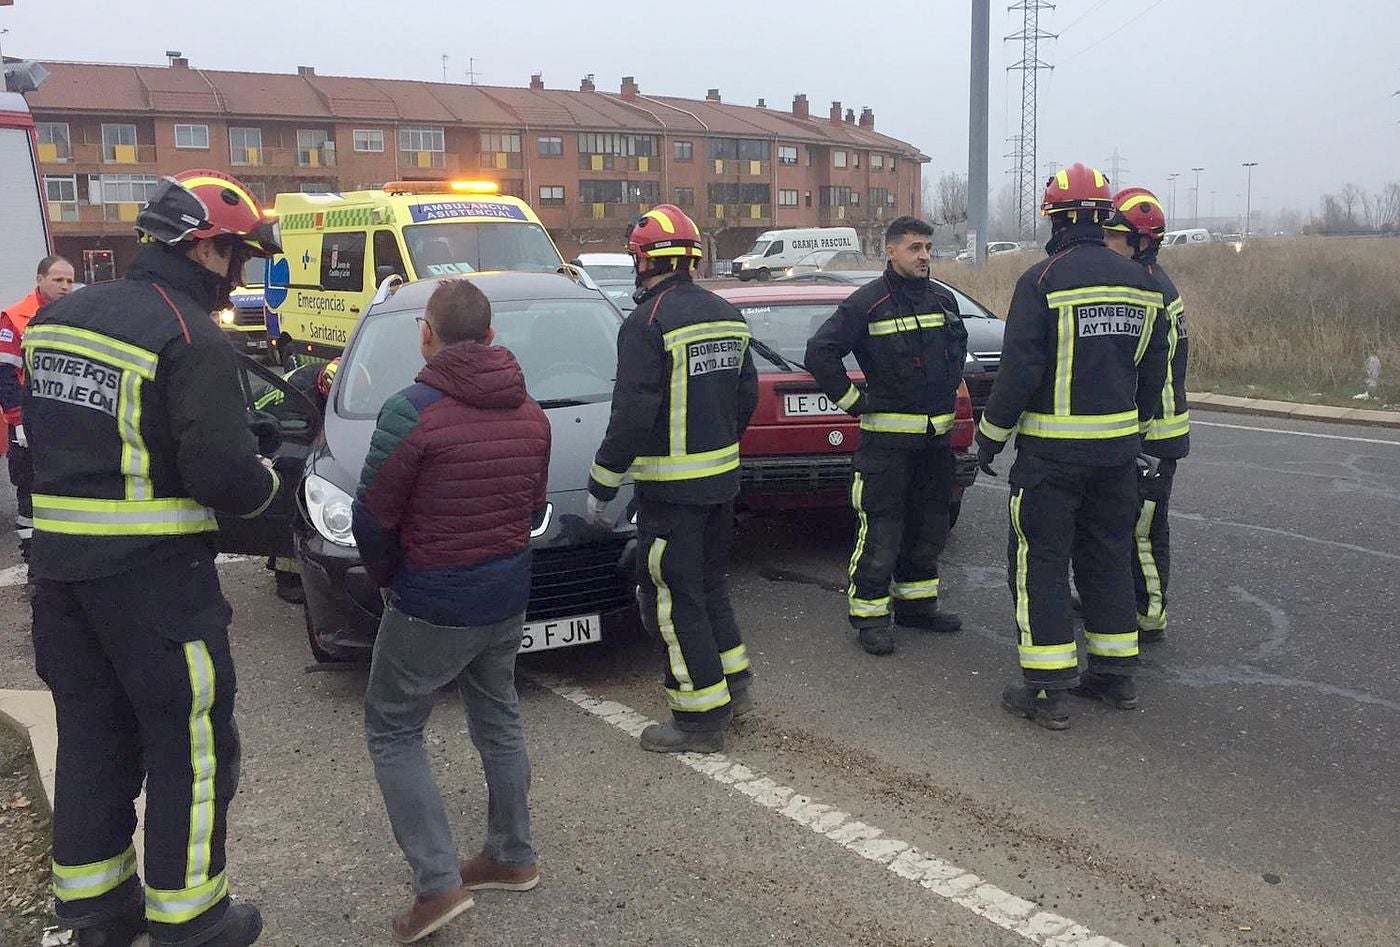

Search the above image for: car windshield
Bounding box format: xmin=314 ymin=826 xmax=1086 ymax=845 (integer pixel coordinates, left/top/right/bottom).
xmin=337 ymin=296 xmax=620 ymax=417
xmin=735 ymin=302 xmax=858 ymax=373
xmin=581 ymin=264 xmax=635 ymax=281
xmin=937 ymin=282 xmax=996 ymax=319
xmin=745 ymin=240 xmax=772 ymax=257
xmin=240 ymin=258 xmax=265 ymax=288
xmin=598 ymin=284 xmax=635 ymax=306
xmin=403 ymin=222 xmax=562 ymax=277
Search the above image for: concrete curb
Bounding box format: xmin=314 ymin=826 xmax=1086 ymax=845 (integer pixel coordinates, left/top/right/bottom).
xmin=0 ymin=688 xmax=56 ymax=817
xmin=1189 ymin=391 xmax=1400 ymax=429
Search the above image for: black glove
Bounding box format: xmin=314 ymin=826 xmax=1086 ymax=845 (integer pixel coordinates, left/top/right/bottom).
xmin=975 ymin=431 xmax=1005 ymax=476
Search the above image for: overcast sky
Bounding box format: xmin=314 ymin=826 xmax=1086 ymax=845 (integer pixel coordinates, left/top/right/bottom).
xmin=4 ymin=0 xmax=1396 ymax=222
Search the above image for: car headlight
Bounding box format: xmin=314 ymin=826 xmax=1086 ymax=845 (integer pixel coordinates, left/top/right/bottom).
xmin=304 ymin=472 xmax=357 ymax=547
xmin=217 ymin=308 xmax=236 ymax=325
xmin=965 ymin=352 xmax=976 ymax=364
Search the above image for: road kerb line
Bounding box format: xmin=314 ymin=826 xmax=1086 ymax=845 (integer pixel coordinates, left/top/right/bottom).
xmin=530 ymin=673 xmax=1126 ymax=947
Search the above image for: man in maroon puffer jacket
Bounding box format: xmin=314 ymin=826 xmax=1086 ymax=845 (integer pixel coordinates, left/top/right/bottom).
xmin=352 ymin=278 xmax=551 ymax=944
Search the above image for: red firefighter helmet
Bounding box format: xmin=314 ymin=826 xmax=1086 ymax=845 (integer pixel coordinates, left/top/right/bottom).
xmin=1104 ymin=187 xmax=1167 ymax=241
xmin=1040 ymin=162 xmax=1115 ymax=218
xmin=136 ymin=169 xmax=281 ymax=257
xmin=626 ymin=204 xmax=704 ymax=271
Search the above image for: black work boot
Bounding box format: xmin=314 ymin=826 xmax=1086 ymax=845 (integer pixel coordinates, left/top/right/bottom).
xmin=894 ymin=608 xmax=963 ymax=633
xmin=857 ymin=624 xmax=895 ymax=656
xmin=1001 ymin=684 xmax=1071 ymax=731
xmin=76 ymin=912 xmax=146 ymax=947
xmin=154 ymin=903 xmax=263 ymax=946
xmin=729 ymin=683 xmax=756 ymax=718
xmin=639 ymin=722 xmax=725 ymax=754
xmin=274 ymin=572 xmax=305 ymax=605
xmin=1138 ymin=627 xmax=1166 ymax=644
xmin=1071 ymin=673 xmax=1139 ymax=710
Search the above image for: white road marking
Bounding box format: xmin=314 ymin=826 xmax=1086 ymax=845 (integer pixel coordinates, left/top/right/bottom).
xmin=531 ymin=674 xmax=1127 ymax=947
xmin=0 ymin=555 xmax=251 ymax=589
xmin=1193 ymin=419 xmax=1400 ymax=447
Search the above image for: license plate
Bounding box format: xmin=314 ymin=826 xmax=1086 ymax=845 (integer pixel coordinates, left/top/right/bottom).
xmin=783 ymin=392 xmax=846 ymax=417
xmin=519 ymin=613 xmax=602 ymax=653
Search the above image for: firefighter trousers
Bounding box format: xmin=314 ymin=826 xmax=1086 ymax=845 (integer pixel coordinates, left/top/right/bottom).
xmin=1007 ymin=454 xmax=1139 ymax=688
xmin=7 ymin=433 xmax=32 ymax=562
xmin=847 ymin=440 xmax=953 ymax=628
xmin=32 ymin=554 xmax=241 ymax=942
xmin=1131 ymin=461 xmax=1176 ymax=633
xmin=636 ymin=497 xmax=751 ymax=731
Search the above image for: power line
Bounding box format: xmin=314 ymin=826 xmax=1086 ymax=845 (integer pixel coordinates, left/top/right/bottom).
xmin=1057 ymin=0 xmax=1114 ymax=34
xmin=1059 ymin=0 xmax=1167 ymax=63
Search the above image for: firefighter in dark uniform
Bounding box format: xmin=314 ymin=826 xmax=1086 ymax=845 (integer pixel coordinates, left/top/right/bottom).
xmin=1102 ymin=187 xmax=1189 ymax=643
xmin=23 ymin=170 xmax=281 ymax=947
xmin=975 ymin=163 xmax=1169 ymax=730
xmin=255 ymin=358 xmax=336 ymax=603
xmin=805 ymin=216 xmax=969 ymax=656
xmin=586 ymin=205 xmax=759 ymax=754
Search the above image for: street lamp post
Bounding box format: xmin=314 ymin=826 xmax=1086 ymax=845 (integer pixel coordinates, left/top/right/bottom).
xmin=1191 ymin=167 xmax=1205 ymax=228
xmin=1167 ymin=173 xmax=1181 ymax=230
xmin=1242 ymin=162 xmax=1258 ymax=237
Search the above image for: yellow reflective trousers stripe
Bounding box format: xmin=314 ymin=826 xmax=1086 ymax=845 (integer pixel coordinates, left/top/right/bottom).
xmin=1085 ymin=630 xmax=1140 ymax=658
xmin=183 ymin=641 xmax=217 ymax=889
xmin=720 ymin=644 xmax=750 ymax=675
xmin=1009 ymin=489 xmax=1031 ymax=643
xmin=1135 ymin=500 xmax=1165 ymax=629
xmin=666 ymin=678 xmax=731 ymax=713
xmin=890 ymin=578 xmax=939 ymax=601
xmin=847 ymin=472 xmax=890 ymax=619
xmin=647 ymin=538 xmax=691 ymax=689
xmin=1018 ymin=643 xmax=1078 ymax=671
xmin=53 ymin=845 xmax=137 ymax=902
xmin=146 ymin=872 xmax=229 ymax=925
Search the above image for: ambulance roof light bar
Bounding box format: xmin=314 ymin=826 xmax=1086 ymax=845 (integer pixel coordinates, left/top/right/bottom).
xmin=382 ymin=180 xmax=501 ymax=196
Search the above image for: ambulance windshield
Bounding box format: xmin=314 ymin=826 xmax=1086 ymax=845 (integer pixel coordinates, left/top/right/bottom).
xmin=404 ymin=222 xmax=561 ymax=277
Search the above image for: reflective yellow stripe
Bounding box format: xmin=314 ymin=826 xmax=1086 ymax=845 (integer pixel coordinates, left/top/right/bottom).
xmin=1160 ymin=302 xmax=1182 ymax=418
xmin=847 ymin=472 xmax=891 ymax=619
xmin=1085 ymin=630 xmax=1140 ymax=658
xmin=666 ymin=678 xmax=731 ymax=713
xmin=33 ymin=494 xmax=218 ymax=536
xmin=890 ymin=578 xmax=939 ymax=601
xmin=1138 ymin=611 xmax=1167 ymax=633
xmin=1018 ymin=410 xmax=1140 ymax=440
xmin=183 ymin=642 xmax=217 ymax=888
xmin=1018 ymin=642 xmax=1078 ymax=670
xmin=720 ymin=644 xmax=750 ymax=675
xmin=241 ymin=468 xmax=280 ymax=519
xmin=979 ymin=415 xmax=1014 ymax=443
xmin=647 ymin=537 xmax=690 ymax=688
xmin=145 ymin=872 xmax=228 ymax=925
xmin=849 ymin=596 xmax=891 ymax=618
xmin=53 ymin=846 xmax=137 ymax=902
xmin=836 ymin=384 xmax=861 ymax=411
xmin=1054 ymin=305 xmax=1074 ymax=416
xmin=1146 ymin=412 xmax=1190 ymax=440
xmin=661 ymin=321 xmax=752 ymax=349
xmin=867 ymin=312 xmax=945 ymax=336
xmin=22 ymin=325 xmax=159 ymax=380
xmin=631 ymin=444 xmax=740 ymax=481
xmin=669 ymin=336 xmax=688 ymax=456
xmin=1167 ymin=297 xmax=1185 ymax=319
xmin=589 ymin=462 xmax=625 ymax=489
xmin=1133 ymin=303 xmax=1159 ymax=365
xmin=1010 ymin=489 xmax=1031 ymax=643
xmin=1043 ymin=286 xmax=1163 ymax=310
xmin=117 ymin=371 xmax=152 ymax=501
xmin=1134 ymin=500 xmax=1164 ymax=626
xmin=860 ymin=412 xmax=955 ymax=435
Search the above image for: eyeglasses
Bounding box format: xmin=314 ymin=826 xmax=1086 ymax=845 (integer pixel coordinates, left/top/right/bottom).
xmin=415 ymin=316 xmax=431 ymax=334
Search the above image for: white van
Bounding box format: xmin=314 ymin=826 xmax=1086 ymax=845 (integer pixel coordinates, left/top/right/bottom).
xmin=732 ymin=227 xmax=860 ymax=281
xmin=1161 ymin=228 xmax=1212 ymax=248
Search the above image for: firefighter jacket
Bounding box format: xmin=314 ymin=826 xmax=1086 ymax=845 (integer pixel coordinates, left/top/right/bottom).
xmin=976 ymin=223 xmax=1169 ymax=466
xmin=1139 ymin=251 xmax=1189 ymax=460
xmin=21 ymin=244 xmax=280 ymax=581
xmin=805 ymin=266 xmax=969 ymax=450
xmin=589 ymin=271 xmax=759 ymax=506
xmin=0 ymin=289 xmax=45 ymax=426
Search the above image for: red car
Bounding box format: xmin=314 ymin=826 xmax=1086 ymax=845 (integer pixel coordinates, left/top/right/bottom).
xmin=713 ymin=283 xmax=977 ymax=526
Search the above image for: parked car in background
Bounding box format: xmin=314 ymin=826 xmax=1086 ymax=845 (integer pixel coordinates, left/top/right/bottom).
xmin=955 ymin=240 xmax=1021 ymax=263
xmin=594 ymin=278 xmax=638 ymax=313
xmin=291 ymin=271 xmax=639 ymax=663
xmin=784 ymin=249 xmax=876 ymax=279
xmin=572 ymin=252 xmax=636 ymax=282
xmin=714 ymin=283 xmax=977 ymax=526
xmin=1161 ymin=228 xmax=1212 ymax=248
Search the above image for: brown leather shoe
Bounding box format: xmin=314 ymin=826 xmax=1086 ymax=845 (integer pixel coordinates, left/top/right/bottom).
xmin=390 ymin=886 xmax=473 ymax=944
xmin=458 ymin=851 xmax=540 ymax=891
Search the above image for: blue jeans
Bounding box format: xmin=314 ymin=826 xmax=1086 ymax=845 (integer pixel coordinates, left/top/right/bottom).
xmin=365 ymin=603 xmax=534 ymax=897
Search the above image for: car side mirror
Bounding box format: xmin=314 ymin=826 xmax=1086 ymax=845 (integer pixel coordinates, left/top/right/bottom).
xmin=376 ymin=264 xmax=403 ymax=283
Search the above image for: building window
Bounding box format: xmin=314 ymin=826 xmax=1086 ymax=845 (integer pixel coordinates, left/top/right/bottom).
xmin=819 ymin=186 xmax=853 ymax=207
xmin=174 ymin=124 xmax=209 ymax=149
xmin=500 ymin=180 xmax=526 ymax=199
xmin=707 ymin=138 xmax=738 ymax=161
xmin=399 ymin=126 xmax=446 ymax=168
xmin=850 ymin=190 xmax=860 ymax=205
xmin=298 ymin=129 xmax=333 ymax=167
xmin=707 ymin=183 xmax=771 ymax=205
xmin=480 ymin=131 xmax=523 ymax=169
xmin=833 ymin=150 xmax=848 ymax=169
xmin=299 ymin=181 xmax=332 ymax=194
xmin=229 ymin=127 xmax=263 ymax=166
xmin=737 ymin=139 xmax=770 ymax=161
xmin=538 ymin=136 xmax=563 ymax=157
xmin=578 ymin=133 xmax=658 ymax=170
xmin=628 ymin=181 xmax=661 ymax=204
xmin=871 ymin=153 xmax=884 ymax=171
xmin=674 ymin=140 xmax=693 ymax=161
xmin=353 ymin=129 xmax=385 ymax=153
xmin=44 ymin=175 xmax=78 ymax=222
xmin=853 ymin=152 xmax=861 ymax=169
xmin=101 ymin=124 xmax=138 ymax=163
xmin=778 ymin=189 xmax=799 ymax=207
xmin=890 ymin=155 xmax=898 ymax=173
xmin=538 ymin=185 xmax=565 ymax=206
xmin=578 ymin=180 xmax=625 ymax=204
xmin=674 ymin=187 xmax=694 ymax=207
xmin=870 ymin=188 xmax=888 ymax=209
xmin=245 ymin=180 xmax=268 ymax=202
xmin=91 ymin=173 xmax=160 ymax=212
xmin=778 ymin=145 xmax=798 ymax=166
xmin=36 ymin=122 xmax=71 ymax=162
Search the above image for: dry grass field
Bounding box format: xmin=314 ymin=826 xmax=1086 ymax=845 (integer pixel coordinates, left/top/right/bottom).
xmin=933 ymin=237 xmax=1400 ymax=408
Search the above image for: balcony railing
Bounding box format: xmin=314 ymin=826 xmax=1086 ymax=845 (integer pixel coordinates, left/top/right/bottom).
xmin=36 ymin=143 xmax=72 ymax=164
xmin=707 ymin=203 xmax=773 ymax=222
xmin=46 ymin=201 xmax=79 ymax=223
xmin=397 ymin=150 xmax=459 ymax=171
xmin=68 ymin=143 xmax=159 ymax=166
xmin=228 ymin=146 xmax=339 ymax=172
xmin=578 ymin=154 xmax=660 ymax=173
xmin=480 ymin=151 xmax=524 ymax=171
xmin=709 ymin=159 xmax=770 ymax=177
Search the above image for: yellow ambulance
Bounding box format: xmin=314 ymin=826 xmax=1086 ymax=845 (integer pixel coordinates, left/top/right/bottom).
xmin=264 ymin=181 xmax=564 ymax=364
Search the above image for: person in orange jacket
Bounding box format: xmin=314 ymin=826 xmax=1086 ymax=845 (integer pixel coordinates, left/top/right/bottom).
xmin=0 ymin=255 xmax=76 ymax=569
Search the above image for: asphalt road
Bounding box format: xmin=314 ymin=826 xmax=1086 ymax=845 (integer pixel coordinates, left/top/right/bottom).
xmin=0 ymin=409 xmax=1397 ymax=946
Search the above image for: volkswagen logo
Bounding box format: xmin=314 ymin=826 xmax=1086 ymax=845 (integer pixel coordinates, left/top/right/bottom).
xmin=828 ymin=430 xmax=844 ymax=446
